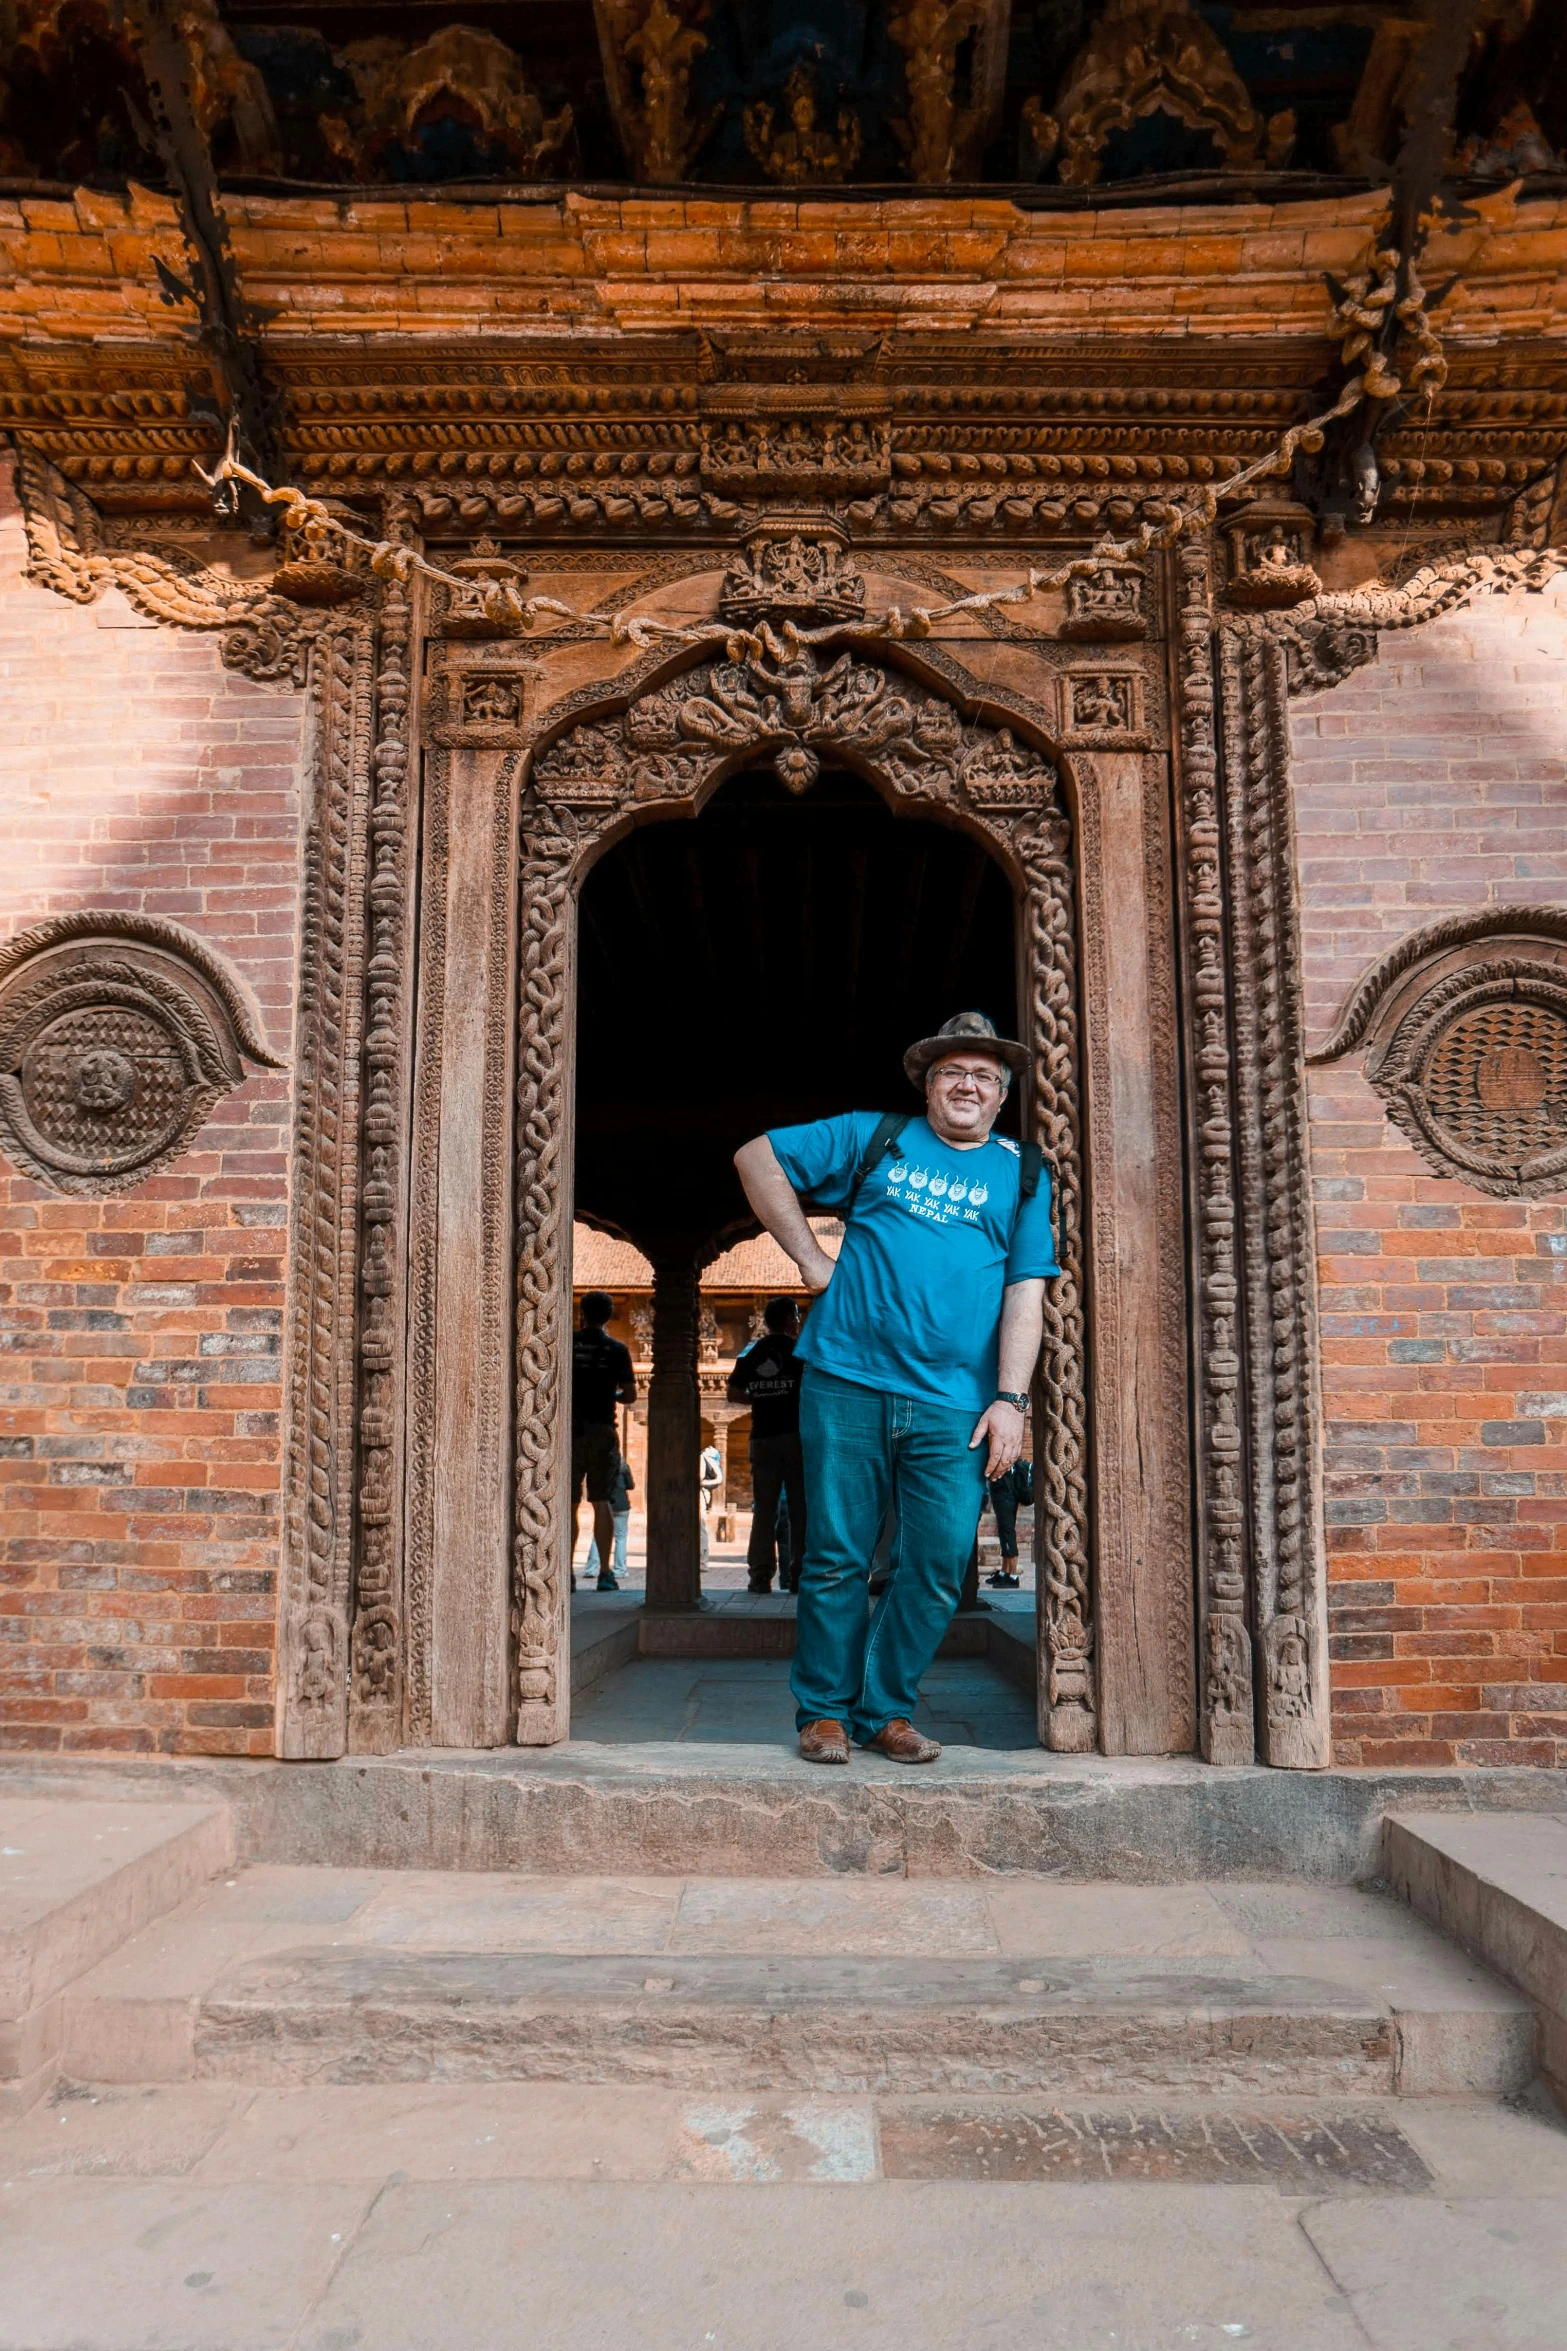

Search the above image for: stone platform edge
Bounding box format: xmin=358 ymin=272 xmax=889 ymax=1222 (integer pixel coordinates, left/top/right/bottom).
xmin=3 ymin=1753 xmax=1566 ymax=1883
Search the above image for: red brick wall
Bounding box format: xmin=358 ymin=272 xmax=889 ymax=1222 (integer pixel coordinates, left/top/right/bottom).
xmin=1293 ymin=577 xmax=1567 ymax=1767
xmin=0 ymin=457 xmax=305 ymax=1755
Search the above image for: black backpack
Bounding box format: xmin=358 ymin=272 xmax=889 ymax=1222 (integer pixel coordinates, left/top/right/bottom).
xmin=845 ymin=1112 xmax=1045 ymax=1221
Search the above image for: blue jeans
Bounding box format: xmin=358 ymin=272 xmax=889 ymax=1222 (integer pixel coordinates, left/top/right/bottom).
xmin=792 ymin=1364 xmax=987 ymax=1741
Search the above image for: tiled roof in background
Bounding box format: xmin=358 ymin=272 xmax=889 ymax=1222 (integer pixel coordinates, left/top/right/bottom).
xmin=572 ymin=1220 xmax=842 ymax=1292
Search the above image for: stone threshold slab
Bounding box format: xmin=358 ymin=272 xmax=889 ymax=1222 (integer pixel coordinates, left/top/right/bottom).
xmin=4 ymin=1754 xmax=1567 ymax=1884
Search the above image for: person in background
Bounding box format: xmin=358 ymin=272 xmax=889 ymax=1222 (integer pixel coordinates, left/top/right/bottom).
xmin=585 ymin=1451 xmax=634 ymax=1590
xmin=571 ymin=1290 xmax=636 ymax=1594
xmin=727 ymin=1296 xmax=807 ymax=1594
xmin=698 ymin=1437 xmax=724 ymax=1566
xmin=985 ymin=1455 xmax=1032 ymax=1589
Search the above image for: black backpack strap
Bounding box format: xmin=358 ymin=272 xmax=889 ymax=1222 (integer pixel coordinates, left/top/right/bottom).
xmin=1018 ymin=1141 xmax=1043 ymax=1201
xmin=846 ymin=1113 xmax=909 ymax=1211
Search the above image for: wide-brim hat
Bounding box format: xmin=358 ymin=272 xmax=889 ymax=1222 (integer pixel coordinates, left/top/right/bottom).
xmin=904 ymin=1010 xmax=1029 ymax=1086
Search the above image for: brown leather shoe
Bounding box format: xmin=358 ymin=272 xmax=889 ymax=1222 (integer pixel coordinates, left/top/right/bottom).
xmin=799 ymin=1718 xmax=850 ymax=1765
xmin=867 ymin=1717 xmax=942 ymax=1764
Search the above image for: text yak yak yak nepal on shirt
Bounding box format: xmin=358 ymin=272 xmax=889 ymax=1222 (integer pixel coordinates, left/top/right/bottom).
xmin=766 ymin=1110 xmax=1059 ymax=1417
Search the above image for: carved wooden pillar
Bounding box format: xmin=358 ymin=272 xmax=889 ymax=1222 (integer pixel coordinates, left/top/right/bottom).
xmin=1171 ymin=539 xmax=1256 ymax=1765
xmin=643 ymin=1242 xmax=703 ymax=1614
xmin=1215 ymin=617 xmax=1334 ymax=1770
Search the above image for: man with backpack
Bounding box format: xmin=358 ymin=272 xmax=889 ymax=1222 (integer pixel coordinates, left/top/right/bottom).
xmin=727 ymin=1296 xmax=807 ymax=1593
xmin=734 ymin=1011 xmax=1057 ymax=1765
xmin=571 ymin=1290 xmax=637 ymax=1595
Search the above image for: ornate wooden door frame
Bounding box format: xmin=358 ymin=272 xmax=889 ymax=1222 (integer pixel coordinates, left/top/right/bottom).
xmin=381 ymin=622 xmax=1194 ymax=1756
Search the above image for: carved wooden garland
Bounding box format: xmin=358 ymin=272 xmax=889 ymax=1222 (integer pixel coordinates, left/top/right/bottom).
xmin=0 ymin=915 xmax=282 ymax=1194
xmin=512 ymin=641 xmax=1095 ymax=1750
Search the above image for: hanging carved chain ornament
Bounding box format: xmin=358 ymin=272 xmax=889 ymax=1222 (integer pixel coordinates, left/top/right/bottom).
xmin=195 ymin=368 xmax=1373 ymax=646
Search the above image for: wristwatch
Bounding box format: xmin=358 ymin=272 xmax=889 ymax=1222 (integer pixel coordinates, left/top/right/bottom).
xmin=995 ymin=1390 xmax=1029 ymax=1412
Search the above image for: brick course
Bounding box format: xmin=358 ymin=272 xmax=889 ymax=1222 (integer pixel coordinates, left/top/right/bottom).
xmin=0 ymin=457 xmax=305 ymax=1754
xmin=1293 ymin=577 xmax=1567 ymax=1768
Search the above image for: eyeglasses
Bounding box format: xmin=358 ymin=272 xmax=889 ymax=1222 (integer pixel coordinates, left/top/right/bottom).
xmin=930 ymin=1063 xmax=1004 ymax=1091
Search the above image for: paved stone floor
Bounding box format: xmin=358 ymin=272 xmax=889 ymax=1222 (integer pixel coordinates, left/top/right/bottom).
xmin=571 ymin=1652 xmax=1039 ymax=1749
xmin=5 ymin=1861 xmax=1566 ymax=2344
xmin=2 ymin=2078 xmax=1565 ymax=2348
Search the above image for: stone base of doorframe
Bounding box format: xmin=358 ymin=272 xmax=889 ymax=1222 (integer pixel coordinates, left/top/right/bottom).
xmin=4 ymin=1754 xmax=1565 ymax=1885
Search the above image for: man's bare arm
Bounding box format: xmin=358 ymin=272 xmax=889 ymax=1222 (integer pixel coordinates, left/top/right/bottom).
xmin=734 ymin=1137 xmax=837 ymax=1291
xmin=969 ymin=1276 xmax=1045 ymax=1478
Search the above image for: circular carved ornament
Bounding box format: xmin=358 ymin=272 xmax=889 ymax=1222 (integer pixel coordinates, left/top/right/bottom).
xmin=1370 ymin=963 xmax=1567 ymax=1199
xmin=0 ymin=917 xmax=282 ymax=1195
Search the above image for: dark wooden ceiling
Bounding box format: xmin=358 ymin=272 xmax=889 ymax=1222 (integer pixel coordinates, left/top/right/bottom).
xmin=3 ymin=0 xmax=1563 ymax=195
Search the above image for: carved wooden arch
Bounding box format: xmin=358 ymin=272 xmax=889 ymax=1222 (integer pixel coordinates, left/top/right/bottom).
xmin=507 ymin=631 xmax=1098 ymax=1750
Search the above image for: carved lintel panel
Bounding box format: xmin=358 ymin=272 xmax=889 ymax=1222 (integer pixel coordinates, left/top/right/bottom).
xmin=1059 ymin=565 xmax=1147 ymax=642
xmin=1216 ymin=625 xmax=1331 ymax=1771
xmin=700 ymin=418 xmax=890 ymax=499
xmin=1059 ymin=667 xmax=1148 ymax=746
xmin=0 ymin=916 xmax=281 ymax=1195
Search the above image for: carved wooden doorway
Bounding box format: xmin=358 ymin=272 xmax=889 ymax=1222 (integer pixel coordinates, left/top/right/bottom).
xmin=490 ymin=636 xmax=1195 ymax=1757
xmin=288 ymin=615 xmax=1198 ymax=1761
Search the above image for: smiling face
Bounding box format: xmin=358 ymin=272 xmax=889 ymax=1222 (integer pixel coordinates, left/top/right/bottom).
xmin=924 ymin=1050 xmax=1008 ymax=1146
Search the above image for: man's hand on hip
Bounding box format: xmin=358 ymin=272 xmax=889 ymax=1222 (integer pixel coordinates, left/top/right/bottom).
xmin=797 ymin=1239 xmax=837 ymax=1293
xmin=970 ymin=1398 xmax=1025 ymax=1480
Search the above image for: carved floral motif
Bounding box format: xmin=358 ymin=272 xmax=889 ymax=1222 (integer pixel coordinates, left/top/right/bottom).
xmin=887 ymin=0 xmax=1007 ymax=184
xmin=598 ymin=0 xmax=721 ymax=184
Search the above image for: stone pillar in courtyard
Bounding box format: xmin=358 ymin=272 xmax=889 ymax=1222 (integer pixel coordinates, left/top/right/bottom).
xmin=643 ymin=1243 xmax=703 ymax=1613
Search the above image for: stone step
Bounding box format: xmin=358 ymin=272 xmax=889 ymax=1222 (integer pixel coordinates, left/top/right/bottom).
xmin=189 ymin=1947 xmax=1411 ymax=2096
xmin=1384 ymin=1809 xmax=1567 ymax=2106
xmin=0 ymin=1796 xmax=233 ymax=2118
xmin=54 ymin=1860 xmax=1537 ymax=2102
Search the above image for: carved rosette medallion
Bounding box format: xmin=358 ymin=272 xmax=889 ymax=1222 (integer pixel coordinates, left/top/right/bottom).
xmin=1314 ymin=916 xmax=1567 ymax=1201
xmin=1376 ymin=975 xmax=1567 ymax=1196
xmin=0 ymin=918 xmax=281 ymax=1195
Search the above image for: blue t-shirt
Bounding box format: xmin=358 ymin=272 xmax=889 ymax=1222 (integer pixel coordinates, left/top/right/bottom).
xmin=766 ymin=1111 xmax=1059 ymax=1415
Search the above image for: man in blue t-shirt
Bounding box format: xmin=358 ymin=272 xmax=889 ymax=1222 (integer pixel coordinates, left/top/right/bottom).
xmin=734 ymin=1011 xmax=1058 ymax=1765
